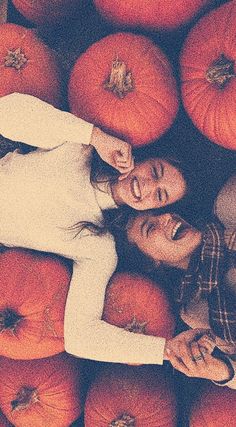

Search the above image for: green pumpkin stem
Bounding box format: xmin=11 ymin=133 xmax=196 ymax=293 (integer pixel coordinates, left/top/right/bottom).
xmin=124 ymin=316 xmax=147 ymax=334
xmin=109 ymin=413 xmax=135 ymax=427
xmin=104 ymin=57 xmax=134 ymax=99
xmin=206 ymin=53 xmax=235 ymax=88
xmin=0 ymin=308 xmax=23 ymax=332
xmin=4 ymin=48 xmax=28 ymax=70
xmin=11 ymin=386 xmax=39 ymax=411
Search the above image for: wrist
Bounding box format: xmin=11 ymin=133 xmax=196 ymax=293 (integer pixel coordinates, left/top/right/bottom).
xmin=89 ymin=126 xmax=103 ymax=150
xmin=213 ymin=357 xmax=234 ymax=384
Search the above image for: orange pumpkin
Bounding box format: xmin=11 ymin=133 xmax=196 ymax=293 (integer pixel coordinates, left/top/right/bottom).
xmin=0 ymin=248 xmax=71 ymax=360
xmin=0 ymin=23 xmax=61 ymax=107
xmin=102 ymin=272 xmax=176 ymax=338
xmin=180 ymin=1 xmax=236 ymax=151
xmin=68 ymin=32 xmax=179 ymax=147
xmin=94 ymin=0 xmax=211 ymax=31
xmin=0 ymin=353 xmax=83 ymax=427
xmin=85 ymin=364 xmax=177 ymax=426
xmin=190 ymin=382 xmax=236 ymax=426
xmin=12 ymin=0 xmax=81 ymax=26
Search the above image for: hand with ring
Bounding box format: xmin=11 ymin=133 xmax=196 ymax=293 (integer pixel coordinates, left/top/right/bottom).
xmin=165 ymin=329 xmax=232 ymax=382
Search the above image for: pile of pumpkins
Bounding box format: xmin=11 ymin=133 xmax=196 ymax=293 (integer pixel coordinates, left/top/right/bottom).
xmin=0 ymin=0 xmax=236 ymax=426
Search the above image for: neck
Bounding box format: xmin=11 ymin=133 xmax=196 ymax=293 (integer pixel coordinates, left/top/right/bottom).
xmin=110 ymin=181 xmax=123 ymax=206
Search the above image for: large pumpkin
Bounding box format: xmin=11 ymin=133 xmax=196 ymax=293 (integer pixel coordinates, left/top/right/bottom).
xmin=93 ymin=0 xmax=211 ymax=31
xmin=180 ymin=1 xmax=236 ymax=151
xmin=68 ymin=32 xmax=179 ymax=147
xmin=85 ymin=364 xmax=177 ymax=426
xmin=12 ymin=0 xmax=81 ymax=26
xmin=102 ymin=272 xmax=176 ymax=338
xmin=190 ymin=382 xmax=236 ymax=426
xmin=0 ymin=23 xmax=61 ymax=107
xmin=0 ymin=248 xmax=71 ymax=360
xmin=0 ymin=353 xmax=83 ymax=427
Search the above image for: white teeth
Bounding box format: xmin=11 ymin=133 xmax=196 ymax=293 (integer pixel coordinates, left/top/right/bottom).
xmin=133 ymin=178 xmax=141 ymax=199
xmin=171 ymin=221 xmax=182 ymax=240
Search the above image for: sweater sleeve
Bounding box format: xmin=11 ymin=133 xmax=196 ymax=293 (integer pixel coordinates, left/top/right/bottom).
xmin=64 ymin=234 xmax=166 ymax=365
xmin=0 ymin=93 xmax=93 ymax=149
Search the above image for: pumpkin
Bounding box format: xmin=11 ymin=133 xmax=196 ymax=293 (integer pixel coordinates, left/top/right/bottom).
xmin=180 ymin=1 xmax=236 ymax=151
xmin=190 ymin=382 xmax=236 ymax=426
xmin=0 ymin=412 xmax=12 ymax=427
xmin=68 ymin=32 xmax=179 ymax=147
xmin=12 ymin=0 xmax=81 ymax=26
xmin=85 ymin=364 xmax=177 ymax=426
xmin=0 ymin=248 xmax=71 ymax=360
xmin=0 ymin=23 xmax=61 ymax=107
xmin=0 ymin=353 xmax=83 ymax=427
xmin=102 ymin=272 xmax=176 ymax=338
xmin=93 ymin=0 xmax=211 ymax=31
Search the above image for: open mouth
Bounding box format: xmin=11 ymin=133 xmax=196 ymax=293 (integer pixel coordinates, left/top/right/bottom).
xmin=130 ymin=177 xmax=141 ymax=200
xmin=171 ymin=220 xmax=190 ymax=241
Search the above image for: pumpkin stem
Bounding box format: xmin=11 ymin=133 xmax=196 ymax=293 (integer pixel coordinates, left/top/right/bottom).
xmin=124 ymin=316 xmax=147 ymax=334
xmin=206 ymin=53 xmax=235 ymax=88
xmin=0 ymin=308 xmax=23 ymax=333
xmin=104 ymin=57 xmax=134 ymax=99
xmin=11 ymin=386 xmax=39 ymax=412
xmin=109 ymin=413 xmax=135 ymax=427
xmin=4 ymin=48 xmax=28 ymax=70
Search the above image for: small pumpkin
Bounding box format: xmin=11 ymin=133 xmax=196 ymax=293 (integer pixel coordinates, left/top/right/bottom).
xmin=190 ymin=382 xmax=236 ymax=426
xmin=0 ymin=248 xmax=71 ymax=360
xmin=0 ymin=23 xmax=61 ymax=107
xmin=102 ymin=272 xmax=176 ymax=338
xmin=85 ymin=364 xmax=177 ymax=426
xmin=180 ymin=1 xmax=236 ymax=151
xmin=0 ymin=353 xmax=83 ymax=427
xmin=68 ymin=32 xmax=179 ymax=147
xmin=12 ymin=0 xmax=81 ymax=26
xmin=93 ymin=0 xmax=211 ymax=31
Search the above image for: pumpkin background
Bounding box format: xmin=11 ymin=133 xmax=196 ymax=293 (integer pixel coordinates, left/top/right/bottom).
xmin=0 ymin=0 xmax=236 ymax=425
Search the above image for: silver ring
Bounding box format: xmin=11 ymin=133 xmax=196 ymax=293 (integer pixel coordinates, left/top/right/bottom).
xmin=192 ymin=355 xmax=203 ymax=362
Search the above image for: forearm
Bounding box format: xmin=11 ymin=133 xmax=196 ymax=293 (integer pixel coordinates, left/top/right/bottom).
xmin=64 ymin=250 xmax=165 ymax=365
xmin=0 ymin=92 xmax=93 ymax=149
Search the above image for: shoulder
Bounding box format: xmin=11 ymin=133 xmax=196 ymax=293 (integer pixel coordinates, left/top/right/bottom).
xmin=74 ymin=232 xmax=118 ymax=269
xmin=214 ymin=174 xmax=236 ymax=228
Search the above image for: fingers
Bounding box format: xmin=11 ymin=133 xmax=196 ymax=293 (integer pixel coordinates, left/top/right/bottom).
xmin=197 ymin=336 xmax=215 ymax=354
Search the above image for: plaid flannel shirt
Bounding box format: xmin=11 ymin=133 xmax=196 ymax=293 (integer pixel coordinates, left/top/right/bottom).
xmin=177 ymin=222 xmax=236 ymax=345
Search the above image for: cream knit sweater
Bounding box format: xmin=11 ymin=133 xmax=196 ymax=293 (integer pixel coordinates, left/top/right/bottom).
xmin=0 ymin=93 xmax=166 ymax=364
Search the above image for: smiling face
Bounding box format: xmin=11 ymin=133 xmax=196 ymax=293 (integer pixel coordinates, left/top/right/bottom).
xmin=127 ymin=213 xmax=202 ymax=269
xmin=111 ymin=158 xmax=187 ymax=210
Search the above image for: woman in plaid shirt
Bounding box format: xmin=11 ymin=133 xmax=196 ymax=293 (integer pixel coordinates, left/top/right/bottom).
xmin=125 ymin=174 xmax=236 ymax=388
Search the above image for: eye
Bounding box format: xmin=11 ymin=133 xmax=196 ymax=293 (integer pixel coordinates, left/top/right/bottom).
xmin=157 ymin=188 xmax=162 ymax=203
xmin=151 ymin=166 xmax=159 ymax=180
xmin=146 ymin=222 xmax=155 ymax=237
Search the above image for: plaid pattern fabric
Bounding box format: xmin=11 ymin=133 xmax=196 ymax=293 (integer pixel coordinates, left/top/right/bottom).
xmin=177 ymin=222 xmax=236 ymax=345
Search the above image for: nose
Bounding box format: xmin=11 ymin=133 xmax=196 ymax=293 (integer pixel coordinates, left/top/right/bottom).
xmin=142 ymin=176 xmax=157 ymax=198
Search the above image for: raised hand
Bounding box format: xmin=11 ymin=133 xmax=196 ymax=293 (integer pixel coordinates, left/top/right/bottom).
xmin=90 ymin=127 xmax=134 ymax=176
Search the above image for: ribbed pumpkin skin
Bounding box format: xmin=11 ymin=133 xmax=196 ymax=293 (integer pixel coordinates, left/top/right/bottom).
xmin=0 ymin=353 xmax=83 ymax=427
xmin=0 ymin=23 xmax=61 ymax=107
xmin=68 ymin=32 xmax=179 ymax=147
xmin=0 ymin=248 xmax=71 ymax=360
xmin=12 ymin=0 xmax=81 ymax=25
xmin=102 ymin=272 xmax=176 ymax=339
xmin=93 ymin=0 xmax=211 ymax=30
xmin=180 ymin=1 xmax=236 ymax=151
xmin=190 ymin=382 xmax=236 ymax=426
xmin=85 ymin=364 xmax=177 ymax=427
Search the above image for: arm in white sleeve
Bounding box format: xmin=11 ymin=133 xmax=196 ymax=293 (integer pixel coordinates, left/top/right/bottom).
xmin=0 ymin=92 xmax=93 ymax=149
xmin=64 ymin=234 xmax=166 ymax=365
